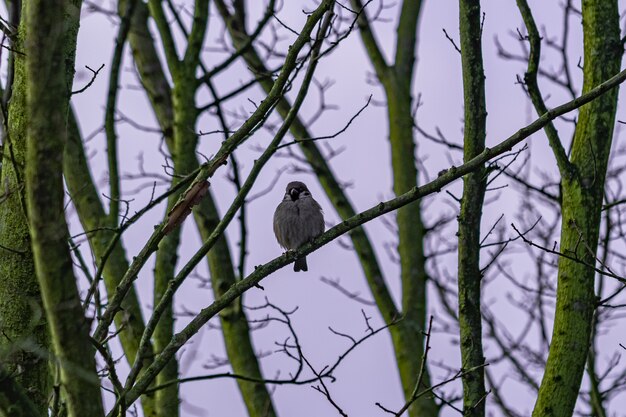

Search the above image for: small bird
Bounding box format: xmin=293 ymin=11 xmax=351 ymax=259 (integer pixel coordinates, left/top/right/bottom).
xmin=273 ymin=181 xmax=325 ymax=272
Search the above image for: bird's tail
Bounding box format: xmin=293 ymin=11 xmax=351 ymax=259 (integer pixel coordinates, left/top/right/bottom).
xmin=294 ymin=256 xmax=308 ymax=272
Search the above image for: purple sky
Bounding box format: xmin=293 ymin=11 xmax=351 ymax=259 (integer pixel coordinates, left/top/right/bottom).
xmin=63 ymin=1 xmax=626 ymax=415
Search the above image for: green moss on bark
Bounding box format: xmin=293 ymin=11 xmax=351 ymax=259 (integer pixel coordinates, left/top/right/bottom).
xmin=457 ymin=1 xmax=487 ymax=415
xmin=532 ymin=1 xmax=621 ymax=416
xmin=24 ymin=1 xmax=104 ymax=416
xmin=64 ymin=110 xmax=157 ymax=416
xmin=386 ymin=77 xmax=436 ymax=417
xmin=151 ymin=77 xmax=200 ymax=417
xmin=0 ymin=6 xmax=49 ymax=416
xmin=123 ymin=3 xmax=278 ymax=414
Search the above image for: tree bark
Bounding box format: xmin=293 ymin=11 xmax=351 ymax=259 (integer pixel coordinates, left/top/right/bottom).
xmin=63 ymin=109 xmax=157 ymax=417
xmin=130 ymin=2 xmax=278 ymax=415
xmin=0 ymin=5 xmax=49 ymax=413
xmin=532 ymin=1 xmax=621 ymax=416
xmin=219 ymin=0 xmax=438 ymax=413
xmin=24 ymin=1 xmax=105 ymax=416
xmin=349 ymin=1 xmax=438 ymax=415
xmin=457 ymin=0 xmax=488 ymax=415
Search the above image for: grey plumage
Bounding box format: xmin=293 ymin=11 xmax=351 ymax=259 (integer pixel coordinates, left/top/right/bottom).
xmin=273 ymin=181 xmax=324 ymax=272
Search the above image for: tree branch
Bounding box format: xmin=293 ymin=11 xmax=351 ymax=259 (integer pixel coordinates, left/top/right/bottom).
xmin=121 ymin=64 xmax=626 ymax=408
xmin=516 ymin=0 xmax=573 ymax=178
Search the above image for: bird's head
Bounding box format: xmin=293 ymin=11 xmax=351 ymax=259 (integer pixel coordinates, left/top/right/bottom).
xmin=286 ymin=181 xmax=310 ymax=201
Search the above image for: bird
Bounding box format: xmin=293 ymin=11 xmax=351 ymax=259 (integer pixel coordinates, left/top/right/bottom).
xmin=273 ymin=181 xmax=325 ymax=272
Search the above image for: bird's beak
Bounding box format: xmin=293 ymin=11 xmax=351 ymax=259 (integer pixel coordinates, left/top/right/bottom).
xmin=289 ymin=188 xmax=299 ymax=201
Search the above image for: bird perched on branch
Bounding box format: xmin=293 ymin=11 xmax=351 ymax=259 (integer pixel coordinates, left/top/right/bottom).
xmin=273 ymin=181 xmax=325 ymax=272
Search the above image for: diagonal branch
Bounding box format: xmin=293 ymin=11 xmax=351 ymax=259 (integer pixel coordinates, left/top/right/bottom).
xmin=147 ymin=0 xmax=181 ymax=76
xmin=349 ymin=0 xmax=390 ymax=81
xmin=120 ymin=64 xmax=626 ymax=408
xmin=93 ymin=0 xmax=334 ymax=346
xmin=105 ymin=0 xmax=137 ymax=225
xmin=215 ymin=0 xmax=399 ymax=323
xmin=516 ymin=0 xmax=573 ymax=179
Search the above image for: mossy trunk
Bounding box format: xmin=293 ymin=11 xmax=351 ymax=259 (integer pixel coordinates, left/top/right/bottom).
xmin=0 ymin=5 xmax=51 ymax=415
xmin=363 ymin=1 xmax=437 ymax=414
xmin=385 ymin=76 xmax=436 ymax=417
xmin=532 ymin=1 xmax=621 ymax=416
xmin=0 ymin=15 xmax=49 ymax=414
xmin=151 ymin=78 xmax=201 ymax=417
xmin=63 ymin=109 xmax=157 ymax=416
xmin=122 ymin=3 xmax=278 ymax=414
xmin=457 ymin=0 xmax=488 ymax=415
xmin=24 ymin=1 xmax=105 ymax=416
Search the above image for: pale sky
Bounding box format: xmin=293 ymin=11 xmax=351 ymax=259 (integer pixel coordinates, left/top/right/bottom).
xmin=66 ymin=1 xmax=626 ymax=416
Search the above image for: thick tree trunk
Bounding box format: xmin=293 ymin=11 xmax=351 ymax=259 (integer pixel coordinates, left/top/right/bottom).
xmin=532 ymin=1 xmax=622 ymax=416
xmin=24 ymin=1 xmax=104 ymax=416
xmin=0 ymin=11 xmax=49 ymax=414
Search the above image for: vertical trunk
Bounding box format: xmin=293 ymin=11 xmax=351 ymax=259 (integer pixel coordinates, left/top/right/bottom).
xmin=152 ymin=212 xmax=180 ymax=417
xmin=64 ymin=110 xmax=157 ymax=417
xmin=218 ymin=1 xmax=437 ymax=414
xmin=0 ymin=7 xmax=49 ymax=413
xmin=151 ymin=78 xmax=200 ymax=417
xmin=457 ymin=0 xmax=487 ymax=415
xmin=117 ymin=6 xmax=177 ymax=414
xmin=24 ymin=1 xmax=104 ymax=416
xmin=365 ymin=1 xmax=437 ymax=414
xmin=127 ymin=2 xmax=279 ymax=414
xmin=386 ymin=77 xmax=436 ymax=417
xmin=532 ymin=1 xmax=621 ymax=416
xmin=154 ymin=72 xmax=278 ymax=417
xmin=193 ymin=190 xmax=278 ymax=417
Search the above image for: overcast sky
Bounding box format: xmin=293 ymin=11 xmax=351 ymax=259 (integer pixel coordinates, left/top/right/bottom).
xmin=66 ymin=1 xmax=626 ymax=416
